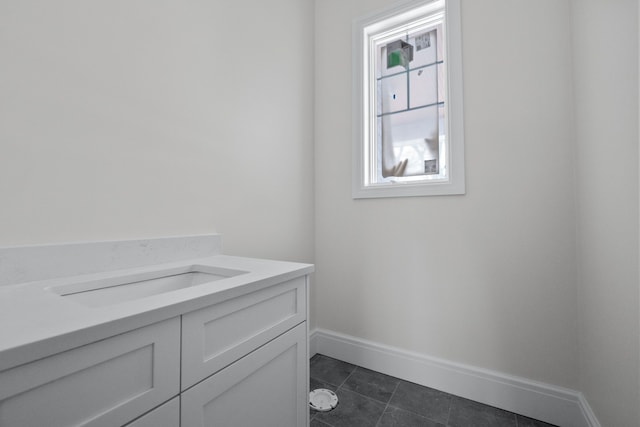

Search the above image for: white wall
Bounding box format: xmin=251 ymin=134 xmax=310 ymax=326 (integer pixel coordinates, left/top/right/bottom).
xmin=572 ymin=0 xmax=640 ymax=425
xmin=0 ymin=0 xmax=315 ymax=264
xmin=2 ymin=0 xmax=638 ymax=422
xmin=314 ymin=0 xmax=580 ymax=388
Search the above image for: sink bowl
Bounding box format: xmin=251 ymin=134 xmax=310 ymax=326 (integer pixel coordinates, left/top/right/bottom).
xmin=50 ymin=265 xmax=247 ymax=308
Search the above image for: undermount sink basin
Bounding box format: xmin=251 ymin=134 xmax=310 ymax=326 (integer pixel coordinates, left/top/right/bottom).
xmin=50 ymin=265 xmax=248 ymax=308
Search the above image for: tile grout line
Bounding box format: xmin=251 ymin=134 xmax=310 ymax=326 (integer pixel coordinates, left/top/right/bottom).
xmin=310 ymin=358 xmax=359 ymax=427
xmin=374 ymin=380 xmax=401 ymax=427
xmin=384 ymin=381 xmax=451 ymax=424
xmin=325 ymin=362 xmax=357 ymax=426
xmin=337 ymin=365 xmax=358 ymax=389
xmin=333 ymin=366 xmax=355 ymax=424
xmin=316 ymin=361 xmax=400 ymax=427
xmin=339 ymin=386 xmax=396 ymax=406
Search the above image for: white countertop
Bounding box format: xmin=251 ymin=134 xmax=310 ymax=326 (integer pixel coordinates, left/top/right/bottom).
xmin=0 ymin=254 xmax=313 ymax=372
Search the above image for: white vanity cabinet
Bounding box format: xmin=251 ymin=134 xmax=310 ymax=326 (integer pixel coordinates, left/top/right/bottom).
xmin=0 ymin=273 xmax=309 ymax=427
xmin=181 ymin=323 xmax=308 ymax=427
xmin=0 ymin=317 xmax=181 ymax=427
xmin=181 ymin=276 xmax=307 ymax=390
xmin=180 ymin=276 xmax=308 ymax=427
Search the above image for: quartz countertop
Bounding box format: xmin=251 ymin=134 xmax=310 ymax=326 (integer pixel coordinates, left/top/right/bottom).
xmin=0 ymin=254 xmax=313 ymax=372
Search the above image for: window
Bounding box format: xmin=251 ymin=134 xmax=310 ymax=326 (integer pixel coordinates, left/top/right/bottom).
xmin=352 ymin=0 xmax=465 ymax=198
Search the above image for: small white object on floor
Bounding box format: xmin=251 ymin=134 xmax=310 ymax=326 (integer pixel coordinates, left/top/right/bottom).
xmin=309 ymin=388 xmax=339 ymax=412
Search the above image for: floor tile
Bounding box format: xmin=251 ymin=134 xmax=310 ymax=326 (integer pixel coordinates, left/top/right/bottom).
xmin=448 ymin=396 xmax=517 ymax=427
xmin=313 ymin=388 xmax=386 ymax=427
xmin=311 ymin=418 xmax=333 ymax=427
xmin=516 ymin=414 xmax=558 ymax=427
xmin=310 ymin=354 xmax=357 ymax=387
xmin=311 ymin=377 xmax=337 ymax=392
xmin=309 ymin=354 xmax=555 ymax=427
xmin=388 ymin=380 xmax=452 ymax=424
xmin=378 ymin=405 xmax=445 ymax=427
xmin=342 ymin=367 xmax=400 ymax=403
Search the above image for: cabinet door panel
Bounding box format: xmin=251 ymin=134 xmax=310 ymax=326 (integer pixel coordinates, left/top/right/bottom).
xmin=0 ymin=317 xmax=180 ymax=427
xmin=182 ymin=323 xmax=308 ymax=427
xmin=181 ymin=277 xmax=306 ymax=389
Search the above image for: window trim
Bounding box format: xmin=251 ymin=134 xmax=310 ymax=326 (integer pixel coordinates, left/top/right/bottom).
xmin=352 ymin=0 xmax=465 ymax=199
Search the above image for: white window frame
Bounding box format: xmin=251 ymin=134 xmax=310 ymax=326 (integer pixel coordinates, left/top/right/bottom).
xmin=352 ymin=0 xmax=465 ymax=198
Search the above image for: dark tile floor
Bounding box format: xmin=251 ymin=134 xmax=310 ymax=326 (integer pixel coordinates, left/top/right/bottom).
xmin=309 ymin=354 xmax=557 ymax=427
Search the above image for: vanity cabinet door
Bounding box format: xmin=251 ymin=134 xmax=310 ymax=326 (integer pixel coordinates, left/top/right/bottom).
xmin=181 ymin=276 xmax=306 ymax=389
xmin=0 ymin=317 xmax=180 ymax=427
xmin=125 ymin=397 xmax=180 ymax=427
xmin=181 ymin=322 xmax=308 ymax=427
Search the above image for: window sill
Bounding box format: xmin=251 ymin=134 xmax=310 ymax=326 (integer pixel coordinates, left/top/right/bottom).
xmin=352 ymin=179 xmax=465 ymax=199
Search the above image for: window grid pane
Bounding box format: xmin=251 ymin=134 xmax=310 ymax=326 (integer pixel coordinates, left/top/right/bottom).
xmin=373 ymin=22 xmax=446 ymax=184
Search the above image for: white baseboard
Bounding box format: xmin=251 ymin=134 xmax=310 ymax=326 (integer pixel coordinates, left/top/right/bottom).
xmin=310 ymin=328 xmax=601 ymax=427
xmin=577 ymin=393 xmax=602 ymax=427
